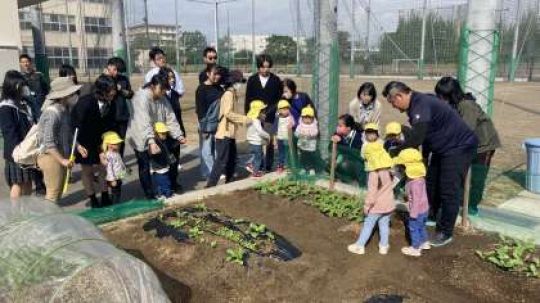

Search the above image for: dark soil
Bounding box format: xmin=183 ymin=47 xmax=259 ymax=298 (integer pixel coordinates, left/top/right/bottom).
xmin=102 ymin=190 xmax=540 ymax=303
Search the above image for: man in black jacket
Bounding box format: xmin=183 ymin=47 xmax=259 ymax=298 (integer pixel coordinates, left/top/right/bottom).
xmin=382 ymin=81 xmax=478 ymax=247
xmin=198 ymin=47 xmax=218 ymax=84
xmin=71 ymin=75 xmax=118 ymax=208
xmin=245 ymin=54 xmax=282 ymax=171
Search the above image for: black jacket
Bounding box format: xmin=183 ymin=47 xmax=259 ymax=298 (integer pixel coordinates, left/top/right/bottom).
xmin=114 ymin=74 xmax=133 ymax=122
xmin=0 ymin=101 xmax=32 ymax=161
xmin=245 ymin=73 xmax=282 ymax=123
xmin=71 ymin=94 xmax=117 ymax=165
xmin=150 ymin=137 xmax=178 ymax=172
xmin=195 ymin=83 xmax=224 ymax=121
xmin=166 ymin=89 xmax=187 ymax=137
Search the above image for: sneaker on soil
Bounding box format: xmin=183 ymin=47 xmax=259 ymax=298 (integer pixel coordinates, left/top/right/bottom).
xmin=251 ymin=172 xmax=264 ymax=178
xmin=420 ymin=242 xmax=431 ymax=250
xmin=245 ymin=164 xmax=254 ymax=173
xmin=347 ymin=244 xmax=365 ymax=255
xmin=379 ymin=245 xmax=389 ymax=255
xmin=299 ymin=169 xmax=306 ymax=175
xmin=309 ymin=169 xmax=316 ymax=176
xmin=425 ymin=220 xmax=437 ymax=227
xmin=430 ymin=233 xmax=453 ymax=247
xmin=401 ymin=246 xmax=422 ymax=257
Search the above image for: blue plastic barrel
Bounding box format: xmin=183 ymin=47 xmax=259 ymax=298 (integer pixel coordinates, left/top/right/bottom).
xmin=524 ymin=138 xmax=540 ymax=194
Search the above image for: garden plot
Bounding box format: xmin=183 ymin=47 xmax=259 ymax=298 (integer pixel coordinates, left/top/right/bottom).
xmin=102 ymin=183 xmax=540 ymax=303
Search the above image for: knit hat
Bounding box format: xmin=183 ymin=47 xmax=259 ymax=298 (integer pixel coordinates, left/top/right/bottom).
xmin=363 ymin=141 xmax=393 ymax=172
xmin=154 ymin=122 xmax=169 ymax=133
xmin=247 ymin=100 xmax=267 ymax=119
xmin=364 ymin=122 xmax=379 ymax=132
xmin=301 ymin=105 xmax=315 ymax=117
xmin=393 ymin=148 xmax=426 ymax=178
xmin=385 ymin=121 xmax=401 ymax=137
xmin=102 ymin=131 xmax=123 ymax=152
xmin=277 ymin=99 xmax=290 ymax=109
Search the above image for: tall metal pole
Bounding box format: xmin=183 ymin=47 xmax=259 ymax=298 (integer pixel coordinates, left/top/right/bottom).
xmin=364 ymin=0 xmax=371 ymax=73
xmin=509 ymin=0 xmax=522 ymax=81
xmin=29 ymin=4 xmax=50 ymax=82
xmin=123 ymin=0 xmax=132 ymax=75
xmin=112 ymin=0 xmax=127 ymax=60
xmin=296 ymin=0 xmax=301 ymax=76
xmin=251 ymin=0 xmax=256 ymax=73
xmin=143 ymin=0 xmax=151 ymax=49
xmin=64 ymin=0 xmax=74 ymax=65
xmin=227 ymin=9 xmax=231 ymax=68
xmin=349 ymin=0 xmax=355 ymax=79
xmin=419 ymin=0 xmax=428 ymax=80
xmin=175 ymin=0 xmax=181 ymax=71
xmin=214 ymin=0 xmax=219 ymax=53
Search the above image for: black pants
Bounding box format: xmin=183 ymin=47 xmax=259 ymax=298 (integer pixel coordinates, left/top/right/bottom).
xmin=427 ymin=150 xmax=473 ymax=237
xmin=169 ymin=145 xmax=181 ymax=191
xmin=116 ymin=121 xmax=129 ymax=157
xmin=108 ymin=180 xmax=122 ymax=204
xmin=207 ymin=138 xmax=237 ymax=187
xmin=135 ymin=150 xmax=155 ymax=199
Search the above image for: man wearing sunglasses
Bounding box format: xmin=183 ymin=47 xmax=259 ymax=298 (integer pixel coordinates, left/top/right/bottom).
xmin=382 ymin=81 xmax=478 ymax=248
xmin=199 ymin=47 xmax=218 ymax=84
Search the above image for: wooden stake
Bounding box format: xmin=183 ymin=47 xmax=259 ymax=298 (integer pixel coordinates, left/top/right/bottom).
xmin=462 ymin=167 xmax=472 ymax=229
xmin=329 ymin=141 xmax=338 ymax=190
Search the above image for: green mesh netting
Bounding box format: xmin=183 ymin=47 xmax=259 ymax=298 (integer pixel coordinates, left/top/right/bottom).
xmin=76 ymin=199 xmax=164 ymax=225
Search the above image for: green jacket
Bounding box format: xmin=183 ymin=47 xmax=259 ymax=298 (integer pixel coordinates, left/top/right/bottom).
xmin=456 ymin=99 xmax=501 ymax=154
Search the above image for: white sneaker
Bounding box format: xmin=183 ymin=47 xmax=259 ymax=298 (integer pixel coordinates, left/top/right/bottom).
xmin=347 ymin=244 xmax=365 ymax=255
xmin=309 ymin=169 xmax=316 ymax=176
xmin=420 ymin=242 xmax=431 ymax=250
xmin=401 ymin=246 xmax=421 ymax=257
xmin=379 ymin=245 xmax=389 ymax=255
xmin=177 ymin=164 xmax=183 ymax=172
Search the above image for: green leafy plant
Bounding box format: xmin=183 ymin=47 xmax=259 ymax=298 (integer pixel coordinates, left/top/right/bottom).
xmin=226 ymin=248 xmax=246 ymax=265
xmin=169 ymin=219 xmax=186 ymax=229
xmin=248 ymin=223 xmax=274 ymax=240
xmin=255 ymin=180 xmax=364 ymax=221
xmin=188 ymin=226 xmax=204 ymax=240
xmin=476 ymin=236 xmax=539 ymax=278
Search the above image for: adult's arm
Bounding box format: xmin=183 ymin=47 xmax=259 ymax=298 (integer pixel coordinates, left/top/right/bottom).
xmin=163 ymin=98 xmax=184 ymax=140
xmin=39 ymin=108 xmax=63 ymax=163
xmin=173 ymin=70 xmax=185 ymax=97
xmin=244 ymin=76 xmax=257 ymax=114
xmin=458 ymin=101 xmax=479 ymax=131
xmin=0 ymin=108 xmax=20 ymax=156
xmin=131 ymin=91 xmax=156 ymax=147
xmin=120 ymin=77 xmax=134 ymax=99
xmin=391 ymin=122 xmax=429 ymax=157
xmin=222 ymin=91 xmax=251 ymax=125
xmin=195 ymin=85 xmax=204 ymax=120
xmin=369 ymin=100 xmax=382 ymax=125
xmin=254 ymin=120 xmax=270 ymax=141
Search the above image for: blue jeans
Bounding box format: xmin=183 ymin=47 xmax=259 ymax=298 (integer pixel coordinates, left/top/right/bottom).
xmin=249 ymin=144 xmax=264 ymax=173
xmin=408 ymin=212 xmax=428 ymax=248
xmin=277 ymin=139 xmax=287 ymax=167
xmin=355 ymin=213 xmax=391 ymax=247
xmin=152 ymin=172 xmax=173 ymax=198
xmin=199 ymin=131 xmax=215 ymax=178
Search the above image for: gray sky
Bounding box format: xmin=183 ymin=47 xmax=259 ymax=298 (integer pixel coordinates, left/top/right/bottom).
xmin=126 ymin=0 xmax=472 ymax=45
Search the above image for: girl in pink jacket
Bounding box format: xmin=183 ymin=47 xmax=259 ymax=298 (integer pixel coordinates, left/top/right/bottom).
xmin=348 ymin=123 xmax=395 ymax=255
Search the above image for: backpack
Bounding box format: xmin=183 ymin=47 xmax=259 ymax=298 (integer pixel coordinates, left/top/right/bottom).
xmin=12 ymin=105 xmax=60 ymax=168
xmin=198 ymin=98 xmax=222 ymax=133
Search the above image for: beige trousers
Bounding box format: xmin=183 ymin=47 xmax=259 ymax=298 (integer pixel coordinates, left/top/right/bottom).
xmin=81 ymin=164 xmax=106 ymax=196
xmin=37 ymin=153 xmax=66 ymax=202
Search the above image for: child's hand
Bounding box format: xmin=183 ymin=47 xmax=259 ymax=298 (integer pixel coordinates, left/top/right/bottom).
xmin=363 ymin=204 xmax=373 ymax=214
xmin=331 ymin=135 xmax=341 ymax=144
xmin=111 ymin=180 xmax=117 ymax=187
xmin=179 ymin=137 xmax=187 ymax=145
xmin=149 ymin=143 xmax=161 ymax=155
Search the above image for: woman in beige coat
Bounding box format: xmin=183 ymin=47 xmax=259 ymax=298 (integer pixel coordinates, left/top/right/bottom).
xmin=349 ymin=82 xmax=381 ymax=129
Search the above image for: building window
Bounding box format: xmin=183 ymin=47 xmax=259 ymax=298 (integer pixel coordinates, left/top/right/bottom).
xmin=46 ymin=47 xmax=79 ymax=68
xmin=86 ymin=48 xmax=110 ymax=69
xmin=43 ymin=14 xmax=76 ymax=32
xmin=84 ymin=17 xmax=112 ymax=34
xmin=19 ymin=12 xmax=32 ymax=30
xmin=84 ymin=0 xmax=109 ymax=3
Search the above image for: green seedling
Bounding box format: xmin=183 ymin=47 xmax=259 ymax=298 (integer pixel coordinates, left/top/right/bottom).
xmin=169 ymin=219 xmax=186 ymax=229
xmin=477 ymin=235 xmax=539 ymax=278
xmin=226 ymin=248 xmax=246 ymax=265
xmin=210 ymin=241 xmax=218 ymax=248
xmin=188 ymin=226 xmax=204 ymax=240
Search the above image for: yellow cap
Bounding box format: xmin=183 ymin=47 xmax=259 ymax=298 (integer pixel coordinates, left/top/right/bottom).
xmin=301 ymin=105 xmax=315 ymax=117
xmin=102 ymin=131 xmax=123 ymax=152
xmin=277 ymin=99 xmax=290 ymax=109
xmin=247 ymin=100 xmax=267 ymax=119
xmin=362 ymin=141 xmax=393 ymax=171
xmin=385 ymin=122 xmax=401 ymax=136
xmin=154 ymin=122 xmax=169 ymax=133
xmin=364 ymin=122 xmax=379 ymax=132
xmin=394 ymin=148 xmax=426 ymax=178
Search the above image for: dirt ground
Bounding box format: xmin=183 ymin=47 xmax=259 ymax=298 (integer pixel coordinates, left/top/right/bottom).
xmin=103 ymin=189 xmax=540 ymax=303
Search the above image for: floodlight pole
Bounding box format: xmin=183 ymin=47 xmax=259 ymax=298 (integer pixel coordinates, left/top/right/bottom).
xmin=509 ymin=0 xmax=522 ymax=81
xmin=349 ymin=0 xmax=355 ymax=79
xmin=175 ymin=0 xmax=181 ymax=71
xmin=419 ymin=0 xmax=428 ymax=80
xmin=251 ymin=0 xmax=256 ymax=73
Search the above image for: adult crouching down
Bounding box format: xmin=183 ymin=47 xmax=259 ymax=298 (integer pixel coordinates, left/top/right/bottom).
xmin=37 ymin=77 xmax=81 ymax=202
xmin=127 ymin=74 xmax=185 ymax=200
xmin=71 ymin=75 xmax=118 ymax=208
xmin=382 ymin=81 xmax=478 ymax=247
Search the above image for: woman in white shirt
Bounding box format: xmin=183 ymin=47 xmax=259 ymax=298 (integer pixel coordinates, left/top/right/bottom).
xmin=348 ymin=82 xmax=381 ymax=129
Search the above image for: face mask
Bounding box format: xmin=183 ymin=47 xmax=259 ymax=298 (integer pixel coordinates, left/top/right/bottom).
xmin=233 ymin=83 xmax=242 ymax=91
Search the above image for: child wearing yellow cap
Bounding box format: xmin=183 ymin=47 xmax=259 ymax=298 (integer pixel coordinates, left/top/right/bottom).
xmin=275 ymin=99 xmax=295 ymax=173
xmin=383 ymin=121 xmax=403 ymax=155
xmin=150 ymin=122 xmax=178 ymax=199
xmin=348 ymin=122 xmax=395 ymax=256
xmin=100 ymin=131 xmax=127 ymax=204
xmin=246 ymin=100 xmax=270 ymax=177
xmin=294 ymin=105 xmax=318 ymax=175
xmin=394 ymin=148 xmax=430 ymax=257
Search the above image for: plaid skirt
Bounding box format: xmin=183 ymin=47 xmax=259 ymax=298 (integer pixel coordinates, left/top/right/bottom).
xmin=4 ymin=160 xmax=34 ymax=187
